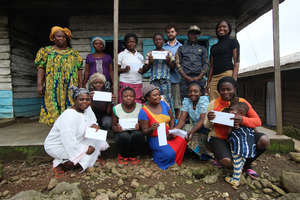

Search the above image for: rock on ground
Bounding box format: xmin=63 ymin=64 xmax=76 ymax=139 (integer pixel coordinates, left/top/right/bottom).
xmin=289 ymin=152 xmax=300 ymax=163
xmin=277 ymin=193 xmax=300 ymax=200
xmin=282 ymin=170 xmax=300 ymax=193
xmin=9 ymin=182 xmax=82 ymax=200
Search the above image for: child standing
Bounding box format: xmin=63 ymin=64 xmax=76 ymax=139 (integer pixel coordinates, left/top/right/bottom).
xmin=225 ymin=102 xmax=256 ymax=187
xmin=142 ymin=33 xmax=175 ymax=113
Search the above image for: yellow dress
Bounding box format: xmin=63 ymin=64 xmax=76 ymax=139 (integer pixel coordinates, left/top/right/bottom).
xmin=35 ymin=46 xmax=83 ymax=125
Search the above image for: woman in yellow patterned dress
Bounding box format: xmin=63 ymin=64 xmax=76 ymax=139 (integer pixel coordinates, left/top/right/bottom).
xmin=35 ymin=26 xmax=83 ymax=126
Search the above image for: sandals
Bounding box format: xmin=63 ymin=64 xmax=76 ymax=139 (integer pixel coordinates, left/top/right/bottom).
xmin=225 ymin=176 xmax=240 ymax=187
xmin=129 ymin=157 xmax=140 ymax=165
xmin=96 ymin=158 xmax=106 ymax=166
xmin=52 ymin=167 xmax=64 ymax=178
xmin=118 ymin=154 xmax=128 ymax=165
xmin=213 ymin=160 xmax=223 ymax=168
xmin=247 ymin=169 xmax=259 ymax=179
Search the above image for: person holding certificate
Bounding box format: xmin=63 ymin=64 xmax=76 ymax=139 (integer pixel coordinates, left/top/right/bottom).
xmin=175 ymin=81 xmax=211 ymax=161
xmin=118 ymin=33 xmax=145 ymax=103
xmin=142 ymin=33 xmax=175 ymax=114
xmin=44 ymin=86 xmax=109 ymax=176
xmin=204 ymin=76 xmax=269 ymax=178
xmin=88 ymin=73 xmax=112 ymax=130
xmin=138 ymin=84 xmax=187 ymax=170
xmin=112 ymin=87 xmax=145 ymax=164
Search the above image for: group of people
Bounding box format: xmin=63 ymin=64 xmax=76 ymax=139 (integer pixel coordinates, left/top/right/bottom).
xmin=38 ymin=22 xmax=269 ymax=187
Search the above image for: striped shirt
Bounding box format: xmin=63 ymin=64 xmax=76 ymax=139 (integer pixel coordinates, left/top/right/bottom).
xmin=145 ymin=50 xmax=174 ymax=81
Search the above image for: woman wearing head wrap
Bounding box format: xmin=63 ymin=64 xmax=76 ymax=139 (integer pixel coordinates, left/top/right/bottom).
xmin=35 ymin=26 xmax=83 ymax=126
xmin=138 ymin=84 xmax=187 ymax=170
xmin=88 ymin=73 xmax=112 ymax=130
xmin=207 ymin=20 xmax=240 ymax=101
xmin=83 ymin=37 xmax=113 ymax=88
xmin=44 ymin=86 xmax=109 ymax=176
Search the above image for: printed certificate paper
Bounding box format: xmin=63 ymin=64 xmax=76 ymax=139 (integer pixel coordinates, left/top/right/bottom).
xmin=210 ymin=111 xmax=235 ymax=127
xmin=85 ymin=127 xmax=108 ymax=141
xmin=157 ymin=123 xmax=168 ymax=146
xmin=119 ymin=118 xmax=138 ymax=130
xmin=93 ymin=91 xmax=112 ymax=102
xmin=152 ymin=51 xmax=168 ymax=60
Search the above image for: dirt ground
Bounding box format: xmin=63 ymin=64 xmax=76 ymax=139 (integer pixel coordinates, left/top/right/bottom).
xmin=0 ymin=153 xmax=299 ymax=200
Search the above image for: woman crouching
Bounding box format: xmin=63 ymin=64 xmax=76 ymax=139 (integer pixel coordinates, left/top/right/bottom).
xmin=44 ymin=86 xmax=109 ymax=176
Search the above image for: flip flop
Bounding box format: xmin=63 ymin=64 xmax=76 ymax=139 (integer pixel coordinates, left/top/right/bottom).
xmin=247 ymin=169 xmax=259 ymax=179
xmin=96 ymin=158 xmax=106 ymax=166
xmin=129 ymin=157 xmax=140 ymax=165
xmin=213 ymin=160 xmax=223 ymax=168
xmin=225 ymin=176 xmax=240 ymax=188
xmin=118 ymin=154 xmax=128 ymax=165
xmin=52 ymin=168 xmax=64 ymax=178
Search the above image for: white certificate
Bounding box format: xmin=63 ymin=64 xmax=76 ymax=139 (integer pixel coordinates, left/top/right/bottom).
xmin=157 ymin=123 xmax=168 ymax=146
xmin=85 ymin=127 xmax=108 ymax=141
xmin=169 ymin=129 xmax=187 ymax=139
xmin=210 ymin=111 xmax=235 ymax=127
xmin=152 ymin=51 xmax=168 ymax=60
xmin=127 ymin=62 xmax=143 ymax=72
xmin=119 ymin=118 xmax=138 ymax=130
xmin=93 ymin=91 xmax=112 ymax=102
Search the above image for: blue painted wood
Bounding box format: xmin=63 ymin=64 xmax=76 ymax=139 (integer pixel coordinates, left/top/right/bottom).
xmin=13 ymin=97 xmax=41 ymax=117
xmin=0 ymin=113 xmax=13 ymax=118
xmin=0 ymin=90 xmax=13 ymax=118
xmin=90 ymin=36 xmax=124 ymax=53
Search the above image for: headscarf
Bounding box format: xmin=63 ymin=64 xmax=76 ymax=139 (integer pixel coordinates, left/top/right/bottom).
xmin=91 ymin=37 xmax=106 ymax=49
xmin=49 ymin=26 xmax=72 ymax=41
xmin=87 ymin=73 xmax=107 ymax=91
xmin=71 ymin=85 xmax=89 ymax=100
xmin=142 ymin=84 xmax=159 ymax=98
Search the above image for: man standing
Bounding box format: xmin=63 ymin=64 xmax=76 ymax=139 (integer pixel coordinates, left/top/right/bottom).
xmin=176 ymin=25 xmax=208 ymax=99
xmin=163 ymin=24 xmax=182 ymax=119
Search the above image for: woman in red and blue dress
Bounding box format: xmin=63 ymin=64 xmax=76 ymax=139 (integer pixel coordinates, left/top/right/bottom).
xmin=138 ymin=84 xmax=187 ymax=170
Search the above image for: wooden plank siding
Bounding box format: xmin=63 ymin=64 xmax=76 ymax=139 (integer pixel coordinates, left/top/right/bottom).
xmin=238 ymin=68 xmax=300 ymax=129
xmin=9 ymin=16 xmax=41 ymax=118
xmin=0 ymin=16 xmax=13 ymax=118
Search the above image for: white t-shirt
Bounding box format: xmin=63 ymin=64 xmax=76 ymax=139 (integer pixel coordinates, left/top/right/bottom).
xmin=118 ymin=49 xmax=144 ymax=84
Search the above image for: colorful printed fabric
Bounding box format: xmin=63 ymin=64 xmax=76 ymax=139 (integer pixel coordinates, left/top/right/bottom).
xmin=138 ymin=101 xmax=187 ymax=170
xmin=35 ymin=46 xmax=83 ymax=125
xmin=181 ymin=96 xmax=209 ymax=123
xmin=145 ymin=50 xmax=174 ymax=81
xmin=228 ymin=126 xmax=256 ymax=158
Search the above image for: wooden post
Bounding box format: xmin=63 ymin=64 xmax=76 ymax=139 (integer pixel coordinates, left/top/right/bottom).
xmin=113 ymin=0 xmax=119 ymax=102
xmin=272 ymin=0 xmax=283 ymax=134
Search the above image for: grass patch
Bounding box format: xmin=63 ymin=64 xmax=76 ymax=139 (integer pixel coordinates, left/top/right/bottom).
xmin=283 ymin=126 xmax=300 ymax=140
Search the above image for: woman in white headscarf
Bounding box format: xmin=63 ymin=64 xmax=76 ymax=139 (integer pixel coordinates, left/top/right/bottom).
xmin=83 ymin=37 xmax=113 ymax=88
xmin=44 ymin=86 xmax=109 ymax=176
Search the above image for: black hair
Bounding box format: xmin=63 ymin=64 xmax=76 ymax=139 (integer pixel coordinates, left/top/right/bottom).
xmin=153 ymin=32 xmax=164 ymax=40
xmin=217 ymin=76 xmax=237 ymax=92
xmin=124 ymin=33 xmax=138 ymax=44
xmin=230 ymin=102 xmax=249 ymax=116
xmin=121 ymin=87 xmax=136 ymax=97
xmin=188 ymin=81 xmax=205 ymax=95
xmin=215 ymin=20 xmax=232 ymax=37
xmin=165 ymin=24 xmax=177 ymax=32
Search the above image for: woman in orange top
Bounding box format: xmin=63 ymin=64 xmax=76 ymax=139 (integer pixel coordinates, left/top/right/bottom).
xmin=204 ymin=76 xmax=269 ymax=178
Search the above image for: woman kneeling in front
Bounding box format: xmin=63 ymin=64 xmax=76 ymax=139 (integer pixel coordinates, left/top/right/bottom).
xmin=44 ymin=86 xmax=109 ymax=176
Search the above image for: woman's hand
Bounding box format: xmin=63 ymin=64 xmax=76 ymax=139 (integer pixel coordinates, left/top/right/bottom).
xmin=148 ymin=55 xmax=154 ymax=66
xmin=37 ymin=85 xmax=44 ymax=96
xmin=167 ymin=133 xmax=175 ymax=140
xmin=124 ymin=65 xmax=130 ymax=73
xmin=151 ymin=123 xmax=159 ymax=131
xmin=90 ymin=124 xmax=99 ymax=131
xmin=231 ymin=114 xmax=243 ymax=128
xmin=138 ymin=68 xmax=143 ymax=74
xmin=207 ymin=111 xmax=216 ymax=121
xmin=135 ymin=123 xmax=140 ymax=131
xmin=86 ymin=146 xmax=95 ymax=155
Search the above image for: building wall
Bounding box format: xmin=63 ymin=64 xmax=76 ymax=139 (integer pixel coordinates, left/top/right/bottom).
xmin=238 ymin=68 xmax=300 ymax=128
xmin=0 ymin=16 xmax=13 ymax=118
xmin=9 ymin=16 xmax=41 ymax=117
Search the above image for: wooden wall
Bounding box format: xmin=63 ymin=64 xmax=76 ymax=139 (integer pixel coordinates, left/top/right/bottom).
xmin=0 ymin=16 xmax=13 ymax=118
xmin=69 ymin=15 xmax=236 ymax=62
xmin=9 ymin=16 xmax=41 ymax=117
xmin=238 ymin=68 xmax=300 ymax=128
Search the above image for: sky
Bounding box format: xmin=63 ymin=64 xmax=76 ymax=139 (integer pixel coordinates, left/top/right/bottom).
xmin=237 ymin=0 xmax=300 ymax=68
